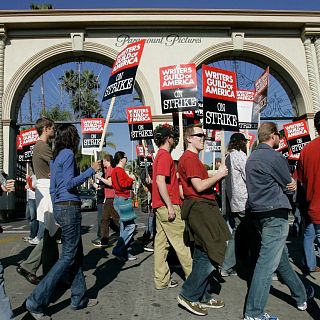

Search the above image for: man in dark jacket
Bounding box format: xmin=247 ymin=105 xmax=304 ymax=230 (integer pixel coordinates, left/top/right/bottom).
xmin=177 ymin=123 xmax=230 ymax=316
xmin=244 ymin=122 xmax=308 ymax=320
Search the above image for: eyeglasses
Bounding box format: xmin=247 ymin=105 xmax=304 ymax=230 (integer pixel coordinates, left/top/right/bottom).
xmin=123 ymin=156 xmax=127 ymax=160
xmin=273 ymin=132 xmax=280 ymax=137
xmin=190 ymin=133 xmax=206 ymax=138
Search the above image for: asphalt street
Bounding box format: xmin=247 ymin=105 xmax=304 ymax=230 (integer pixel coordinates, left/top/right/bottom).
xmin=0 ymin=209 xmax=319 ymax=320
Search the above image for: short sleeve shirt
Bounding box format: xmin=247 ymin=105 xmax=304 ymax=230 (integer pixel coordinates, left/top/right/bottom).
xmin=104 ymin=166 xmax=115 ymax=199
xmin=152 ymin=148 xmax=181 ymax=209
xmin=178 ymin=150 xmax=215 ymax=200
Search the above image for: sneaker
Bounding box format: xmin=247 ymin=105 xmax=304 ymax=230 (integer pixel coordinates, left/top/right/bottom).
xmin=244 ymin=314 xmax=279 ymax=320
xmin=167 ymin=279 xmax=178 ymax=288
xmin=127 ymin=254 xmax=137 ymax=261
xmin=29 ymin=237 xmax=40 ymax=245
xmin=70 ymin=298 xmax=98 ymax=310
xmin=221 ymin=268 xmax=237 ymax=277
xmin=29 ymin=311 xmax=51 ymax=320
xmin=272 ymin=273 xmax=278 ymax=281
xmin=23 ymin=236 xmax=32 ymax=242
xmin=177 ymin=295 xmax=208 ymax=316
xmin=156 ymin=279 xmax=179 ymax=290
xmin=200 ymin=298 xmax=225 ymax=309
xmin=144 ymin=243 xmax=154 ymax=252
xmin=297 ymin=302 xmax=307 ymax=311
xmin=91 ymin=239 xmax=108 ymax=248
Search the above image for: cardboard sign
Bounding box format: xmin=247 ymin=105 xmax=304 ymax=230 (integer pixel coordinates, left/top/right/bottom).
xmin=275 ymin=132 xmax=289 ymax=159
xmin=16 ymin=133 xmax=25 ymax=162
xmin=136 ymin=143 xmax=153 ymax=168
xmin=237 ymin=90 xmax=258 ymax=130
xmin=204 ymin=130 xmax=221 ymax=152
xmin=126 ymin=106 xmax=154 ymax=140
xmin=81 ymin=118 xmax=105 ymax=155
xmin=253 ymin=67 xmax=269 ymax=116
xmin=283 ymin=120 xmax=311 ymax=160
xmin=160 ymin=64 xmax=198 ymax=113
xmin=103 ymin=40 xmax=145 ymax=101
xmin=202 ymin=65 xmax=238 ymax=131
xmin=19 ymin=128 xmax=39 ymax=162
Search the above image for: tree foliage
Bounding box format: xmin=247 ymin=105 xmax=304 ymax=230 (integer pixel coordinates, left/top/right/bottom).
xmin=41 ymin=105 xmax=72 ymax=121
xmin=30 ymin=3 xmax=54 ymax=9
xmin=59 ymin=69 xmax=102 ymax=119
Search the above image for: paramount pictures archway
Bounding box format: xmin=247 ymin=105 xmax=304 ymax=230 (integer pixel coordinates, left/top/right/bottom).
xmin=0 ymin=9 xmax=320 ymax=215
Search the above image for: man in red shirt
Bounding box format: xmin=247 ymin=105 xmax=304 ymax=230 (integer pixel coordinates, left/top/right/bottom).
xmin=152 ymin=124 xmax=192 ymax=290
xmin=177 ymin=123 xmax=230 ymax=316
xmin=297 ymin=111 xmax=320 ymax=272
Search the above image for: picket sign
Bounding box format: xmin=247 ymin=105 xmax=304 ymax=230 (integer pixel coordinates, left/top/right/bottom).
xmin=98 ymin=96 xmax=116 ymax=152
xmin=245 ymin=129 xmax=250 ymax=156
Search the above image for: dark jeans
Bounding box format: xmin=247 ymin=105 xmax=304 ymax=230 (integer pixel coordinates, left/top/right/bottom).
xmin=42 ymin=228 xmax=59 ymax=276
xmin=96 ymin=203 xmax=103 ymax=238
xmin=101 ymin=198 xmax=120 ymax=242
xmin=180 ymin=246 xmax=217 ymax=303
xmin=26 ymin=204 xmax=88 ymax=314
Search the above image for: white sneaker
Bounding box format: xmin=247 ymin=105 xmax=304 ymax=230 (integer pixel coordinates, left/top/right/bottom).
xmin=297 ymin=302 xmax=307 ymax=311
xmin=29 ymin=237 xmax=40 ymax=245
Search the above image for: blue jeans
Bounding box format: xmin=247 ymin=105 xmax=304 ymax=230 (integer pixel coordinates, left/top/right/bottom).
xmin=303 ymin=220 xmax=316 ymax=271
xmin=36 ymin=221 xmax=45 ymax=240
xmin=221 ymin=212 xmax=241 ymax=271
xmin=26 ymin=204 xmax=88 ymax=314
xmin=26 ymin=199 xmax=38 ymax=239
xmin=0 ymin=260 xmax=15 ymax=320
xmin=180 ymin=246 xmax=216 ymax=302
xmin=112 ymin=220 xmax=135 ymax=258
xmin=245 ymin=217 xmax=307 ymax=318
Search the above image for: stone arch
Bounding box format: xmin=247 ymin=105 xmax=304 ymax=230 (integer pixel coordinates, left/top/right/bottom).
xmin=2 ymin=41 xmax=154 ymax=121
xmin=189 ymin=41 xmax=313 ymax=117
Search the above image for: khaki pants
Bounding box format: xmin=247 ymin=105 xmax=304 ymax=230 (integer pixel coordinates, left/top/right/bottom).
xmin=154 ymin=205 xmax=192 ymax=289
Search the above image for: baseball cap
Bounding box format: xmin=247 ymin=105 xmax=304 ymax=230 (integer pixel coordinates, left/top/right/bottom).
xmin=230 ymin=132 xmax=248 ymax=142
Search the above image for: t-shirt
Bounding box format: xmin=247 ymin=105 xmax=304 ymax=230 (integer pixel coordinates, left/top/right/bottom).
xmin=104 ymin=166 xmax=115 ymax=199
xmin=297 ymin=136 xmax=320 ymax=224
xmin=32 ymin=140 xmax=52 ymax=179
xmin=152 ymin=148 xmax=181 ymax=209
xmin=178 ymin=150 xmax=215 ymax=201
xmin=111 ymin=167 xmax=134 ymax=198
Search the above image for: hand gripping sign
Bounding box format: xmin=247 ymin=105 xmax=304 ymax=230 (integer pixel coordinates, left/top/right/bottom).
xmin=202 ymin=65 xmax=238 ymax=131
xmin=160 ymin=64 xmax=198 ymax=114
xmin=126 ymin=106 xmax=154 ymax=140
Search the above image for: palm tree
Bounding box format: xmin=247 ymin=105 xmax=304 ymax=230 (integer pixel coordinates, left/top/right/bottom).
xmin=41 ymin=105 xmax=72 ymax=121
xmin=30 ymin=3 xmax=54 ymax=9
xmin=59 ymin=68 xmax=102 ymax=119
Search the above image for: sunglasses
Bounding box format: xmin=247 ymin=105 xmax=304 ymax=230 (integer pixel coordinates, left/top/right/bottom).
xmin=274 ymin=132 xmax=280 ymax=137
xmin=190 ymin=133 xmax=206 ymax=138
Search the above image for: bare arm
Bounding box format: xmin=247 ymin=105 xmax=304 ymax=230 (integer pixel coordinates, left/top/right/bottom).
xmin=156 ymin=175 xmax=176 ymax=221
xmin=191 ymin=165 xmax=228 ymax=193
xmin=96 ymin=175 xmax=112 ymax=187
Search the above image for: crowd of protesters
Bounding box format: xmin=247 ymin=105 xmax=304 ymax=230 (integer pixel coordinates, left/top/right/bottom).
xmin=1 ymin=112 xmax=320 ymax=320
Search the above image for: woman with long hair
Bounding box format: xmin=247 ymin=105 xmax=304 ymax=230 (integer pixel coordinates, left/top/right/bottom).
xmin=26 ymin=124 xmax=100 ymax=320
xmin=111 ymin=151 xmax=137 ymax=261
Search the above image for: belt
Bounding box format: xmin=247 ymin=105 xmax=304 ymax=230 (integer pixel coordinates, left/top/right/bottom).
xmin=55 ymin=201 xmax=81 ymax=206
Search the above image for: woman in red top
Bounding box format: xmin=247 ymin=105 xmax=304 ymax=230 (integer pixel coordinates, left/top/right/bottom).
xmin=111 ymin=151 xmax=137 ymax=261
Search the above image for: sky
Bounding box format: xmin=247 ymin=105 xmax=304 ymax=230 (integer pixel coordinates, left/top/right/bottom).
xmin=0 ymin=0 xmax=320 ymax=11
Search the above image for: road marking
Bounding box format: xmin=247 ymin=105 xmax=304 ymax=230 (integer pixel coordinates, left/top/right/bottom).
xmin=0 ymin=235 xmax=21 ymax=243
xmin=3 ymin=231 xmax=29 ymax=234
xmin=12 ymin=226 xmax=26 ymax=230
xmin=1 ymin=225 xmax=13 ymax=229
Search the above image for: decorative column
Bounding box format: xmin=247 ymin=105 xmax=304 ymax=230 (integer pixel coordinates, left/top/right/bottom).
xmin=0 ymin=25 xmax=5 ymax=170
xmin=303 ymin=37 xmax=320 ymax=113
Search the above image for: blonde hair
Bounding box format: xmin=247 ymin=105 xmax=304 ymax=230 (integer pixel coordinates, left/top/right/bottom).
xmin=258 ymin=122 xmax=278 ymax=143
